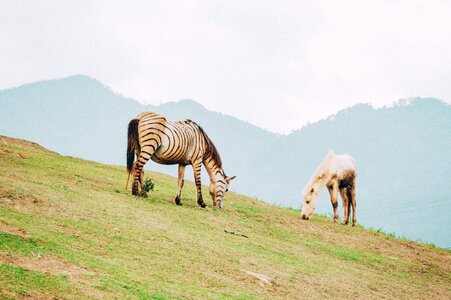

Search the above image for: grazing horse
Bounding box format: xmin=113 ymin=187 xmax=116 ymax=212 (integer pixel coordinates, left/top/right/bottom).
xmin=126 ymin=112 xmax=235 ymax=208
xmin=301 ymin=151 xmax=357 ymax=226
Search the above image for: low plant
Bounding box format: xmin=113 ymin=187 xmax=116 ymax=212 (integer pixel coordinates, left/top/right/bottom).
xmin=143 ymin=177 xmax=155 ymax=193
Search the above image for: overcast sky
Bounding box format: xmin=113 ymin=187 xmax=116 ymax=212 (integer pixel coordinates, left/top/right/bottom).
xmin=1 ymin=1 xmax=450 ymax=133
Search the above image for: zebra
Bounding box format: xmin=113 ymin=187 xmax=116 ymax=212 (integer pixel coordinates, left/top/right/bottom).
xmin=126 ymin=112 xmax=236 ymax=208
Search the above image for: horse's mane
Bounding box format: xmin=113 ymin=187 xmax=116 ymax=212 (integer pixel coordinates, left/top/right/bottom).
xmin=302 ymin=152 xmax=332 ymax=196
xmin=193 ymin=122 xmax=222 ymax=168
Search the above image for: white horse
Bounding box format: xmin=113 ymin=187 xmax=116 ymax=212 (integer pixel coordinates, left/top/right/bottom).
xmin=300 ymin=151 xmax=357 ymax=226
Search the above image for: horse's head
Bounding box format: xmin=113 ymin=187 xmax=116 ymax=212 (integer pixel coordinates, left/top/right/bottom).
xmin=210 ymin=173 xmax=236 ymax=208
xmin=301 ymin=185 xmax=319 ymax=220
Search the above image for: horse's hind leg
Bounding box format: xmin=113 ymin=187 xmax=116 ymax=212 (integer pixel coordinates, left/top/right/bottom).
xmin=349 ymin=181 xmax=357 ymax=226
xmin=339 ymin=188 xmax=350 ymax=225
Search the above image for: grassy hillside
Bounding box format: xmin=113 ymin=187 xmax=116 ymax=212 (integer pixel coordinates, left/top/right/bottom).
xmin=0 ymin=136 xmax=449 ymax=299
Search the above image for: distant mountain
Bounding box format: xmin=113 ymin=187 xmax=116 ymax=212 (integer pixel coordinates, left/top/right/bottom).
xmin=0 ymin=75 xmax=279 ymax=198
xmin=1 ymin=75 xmax=450 ymax=247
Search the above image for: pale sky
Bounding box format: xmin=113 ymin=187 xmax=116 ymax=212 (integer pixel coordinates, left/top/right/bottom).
xmin=1 ymin=0 xmax=451 ymax=133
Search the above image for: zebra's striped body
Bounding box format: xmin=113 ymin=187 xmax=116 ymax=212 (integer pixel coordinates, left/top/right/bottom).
xmin=127 ymin=112 xmax=235 ymax=208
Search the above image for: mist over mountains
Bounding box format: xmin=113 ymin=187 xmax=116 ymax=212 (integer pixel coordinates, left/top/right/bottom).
xmin=1 ymin=75 xmax=450 ymax=247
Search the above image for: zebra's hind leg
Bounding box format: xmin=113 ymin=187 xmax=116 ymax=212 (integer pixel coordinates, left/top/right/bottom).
xmin=131 ymin=163 xmax=140 ymax=196
xmin=175 ymin=164 xmax=185 ymax=205
xmin=139 ymin=169 xmax=147 ymax=198
xmin=132 ymin=145 xmax=155 ymax=197
xmin=192 ymin=160 xmax=206 ymax=208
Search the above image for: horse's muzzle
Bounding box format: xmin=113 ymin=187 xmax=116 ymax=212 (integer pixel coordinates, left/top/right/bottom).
xmin=301 ymin=214 xmax=309 ymax=220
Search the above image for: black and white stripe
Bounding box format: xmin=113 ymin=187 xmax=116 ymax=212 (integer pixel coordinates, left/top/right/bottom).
xmin=127 ymin=112 xmax=235 ymax=208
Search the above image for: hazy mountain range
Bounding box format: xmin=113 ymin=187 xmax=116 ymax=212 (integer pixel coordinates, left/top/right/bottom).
xmin=1 ymin=75 xmax=450 ymax=247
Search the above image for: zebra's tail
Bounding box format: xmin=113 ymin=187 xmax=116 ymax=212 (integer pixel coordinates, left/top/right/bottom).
xmin=126 ymin=119 xmax=140 ymax=191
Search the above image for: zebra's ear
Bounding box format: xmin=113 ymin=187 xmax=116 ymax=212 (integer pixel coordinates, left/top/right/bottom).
xmin=226 ymin=175 xmax=236 ymax=183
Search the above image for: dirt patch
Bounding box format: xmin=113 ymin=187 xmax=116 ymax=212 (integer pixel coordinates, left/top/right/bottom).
xmin=0 ymin=188 xmax=39 ymax=203
xmin=0 ymin=222 xmax=32 ymax=238
xmin=0 ymin=188 xmax=44 ymax=214
xmin=0 ymin=254 xmax=105 ymax=298
xmin=1 ymin=289 xmax=56 ymax=300
xmin=0 ymin=135 xmax=54 ymax=153
xmin=0 ymin=254 xmax=95 ymax=278
xmin=0 ymin=147 xmax=28 ymax=159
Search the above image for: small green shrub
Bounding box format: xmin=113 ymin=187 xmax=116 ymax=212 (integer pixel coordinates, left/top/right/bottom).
xmin=143 ymin=178 xmax=155 ymax=193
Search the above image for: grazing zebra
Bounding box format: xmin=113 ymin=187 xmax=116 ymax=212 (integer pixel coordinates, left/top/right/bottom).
xmin=126 ymin=112 xmax=235 ymax=208
xmin=301 ymin=151 xmax=357 ymax=226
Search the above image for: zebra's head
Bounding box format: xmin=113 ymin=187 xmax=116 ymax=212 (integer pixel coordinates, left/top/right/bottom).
xmin=210 ymin=173 xmax=236 ymax=208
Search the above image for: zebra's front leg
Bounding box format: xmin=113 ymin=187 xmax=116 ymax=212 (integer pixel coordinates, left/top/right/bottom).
xmin=193 ymin=160 xmax=206 ymax=208
xmin=175 ymin=164 xmax=185 ymax=205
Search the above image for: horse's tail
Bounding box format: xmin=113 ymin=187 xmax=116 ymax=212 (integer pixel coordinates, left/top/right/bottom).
xmin=126 ymin=119 xmax=140 ymax=191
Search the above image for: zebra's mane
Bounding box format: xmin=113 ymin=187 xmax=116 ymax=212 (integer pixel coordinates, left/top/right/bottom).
xmin=197 ymin=124 xmax=222 ymax=169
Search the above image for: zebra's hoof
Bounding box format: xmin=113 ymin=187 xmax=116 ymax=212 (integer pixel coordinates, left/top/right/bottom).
xmin=199 ymin=203 xmax=207 ymax=208
xmin=139 ymin=191 xmax=148 ymax=198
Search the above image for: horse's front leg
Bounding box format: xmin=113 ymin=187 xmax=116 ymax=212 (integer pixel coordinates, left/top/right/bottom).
xmin=327 ymin=183 xmax=339 ymax=223
xmin=193 ymin=160 xmax=206 ymax=208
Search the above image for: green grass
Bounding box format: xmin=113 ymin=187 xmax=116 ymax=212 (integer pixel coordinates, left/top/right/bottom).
xmin=0 ymin=137 xmax=450 ymax=299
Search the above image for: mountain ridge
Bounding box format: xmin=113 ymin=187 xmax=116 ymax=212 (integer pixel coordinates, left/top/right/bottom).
xmin=0 ymin=75 xmax=450 ymax=248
